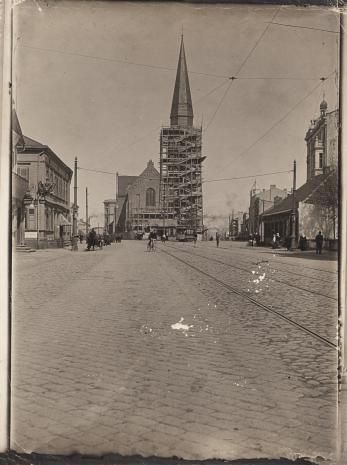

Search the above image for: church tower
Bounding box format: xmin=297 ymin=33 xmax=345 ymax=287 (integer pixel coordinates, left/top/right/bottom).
xmin=159 ymin=36 xmax=205 ymax=236
xmin=170 ymin=37 xmax=194 ymax=128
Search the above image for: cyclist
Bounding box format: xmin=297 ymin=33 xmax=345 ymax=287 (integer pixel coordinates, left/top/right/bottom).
xmin=147 ymin=230 xmax=155 ymax=251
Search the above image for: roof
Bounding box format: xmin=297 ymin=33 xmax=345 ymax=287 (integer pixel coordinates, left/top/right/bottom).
xmin=21 ymin=135 xmax=46 ymax=149
xmin=117 ymin=176 xmax=138 ymax=197
xmin=261 ymin=173 xmax=332 ymax=217
xmin=170 ymin=36 xmax=193 ymax=127
xmin=18 ymin=135 xmax=73 ymax=176
xmin=139 ymin=160 xmax=159 ymax=179
xmin=12 ymin=108 xmax=25 ymax=147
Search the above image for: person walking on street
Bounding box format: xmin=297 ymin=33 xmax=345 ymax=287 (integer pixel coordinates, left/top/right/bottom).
xmin=193 ymin=231 xmax=197 ymax=247
xmin=87 ymin=228 xmax=96 ymax=251
xmin=272 ymin=231 xmax=276 ymax=249
xmin=315 ymin=231 xmax=324 ymax=255
xmin=216 ymin=232 xmax=220 ymax=248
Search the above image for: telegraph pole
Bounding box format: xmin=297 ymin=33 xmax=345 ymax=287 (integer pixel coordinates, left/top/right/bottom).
xmin=85 ymin=187 xmax=89 ymax=237
xmin=115 ymin=172 xmax=118 ymax=235
xmin=72 ymin=157 xmax=78 ymax=251
xmin=290 ymin=160 xmax=297 ymax=250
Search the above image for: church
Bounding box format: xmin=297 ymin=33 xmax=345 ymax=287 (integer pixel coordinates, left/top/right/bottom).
xmin=160 ymin=36 xmax=205 ymax=237
xmin=113 ymin=36 xmax=205 ymax=239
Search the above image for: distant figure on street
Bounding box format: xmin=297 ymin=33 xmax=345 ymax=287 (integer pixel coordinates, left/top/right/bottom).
xmin=79 ymin=234 xmax=83 ymax=244
xmin=161 ymin=233 xmax=167 ymax=244
xmin=315 ymin=231 xmax=324 ymax=255
xmin=276 ymin=233 xmax=280 ymax=246
xmin=299 ymin=235 xmax=307 ymax=252
xmin=272 ymin=231 xmax=277 ymax=249
xmin=193 ymin=232 xmax=197 ymax=246
xmin=147 ymin=230 xmax=155 ymax=251
xmin=216 ymin=232 xmax=220 ymax=248
xmin=255 ymin=233 xmax=261 ymax=247
xmin=87 ymin=228 xmax=96 ymax=251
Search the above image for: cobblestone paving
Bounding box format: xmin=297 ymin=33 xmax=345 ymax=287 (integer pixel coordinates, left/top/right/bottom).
xmin=11 ymin=241 xmax=338 ymax=462
xmin=165 ymin=242 xmax=338 ymax=343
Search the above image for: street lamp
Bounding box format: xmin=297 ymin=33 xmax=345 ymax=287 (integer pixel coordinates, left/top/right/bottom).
xmin=25 ymin=178 xmax=54 ymax=249
xmin=290 ymin=160 xmax=297 ymax=251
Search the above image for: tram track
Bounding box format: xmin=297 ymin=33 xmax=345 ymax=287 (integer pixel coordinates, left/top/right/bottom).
xmin=203 ymin=243 xmax=338 ymax=276
xmin=166 ymin=243 xmax=337 ymax=301
xmin=160 ymin=246 xmax=337 ymax=349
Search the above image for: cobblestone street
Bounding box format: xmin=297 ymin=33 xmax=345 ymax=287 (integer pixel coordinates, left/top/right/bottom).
xmin=11 ymin=241 xmax=338 ymax=462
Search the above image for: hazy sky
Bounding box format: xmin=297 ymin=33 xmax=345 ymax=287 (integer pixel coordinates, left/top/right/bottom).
xmin=14 ymin=2 xmax=339 ymax=228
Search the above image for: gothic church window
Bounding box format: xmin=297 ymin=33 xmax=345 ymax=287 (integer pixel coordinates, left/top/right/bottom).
xmin=146 ymin=188 xmax=156 ymax=207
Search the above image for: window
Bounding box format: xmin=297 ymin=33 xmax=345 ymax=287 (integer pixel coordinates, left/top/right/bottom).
xmin=319 ymin=153 xmax=323 ymax=169
xmin=146 ymin=188 xmax=156 ymax=207
xmin=18 ymin=166 xmax=29 ymax=180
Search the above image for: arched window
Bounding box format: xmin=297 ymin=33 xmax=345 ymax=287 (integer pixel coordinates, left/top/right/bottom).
xmin=146 ymin=188 xmax=156 ymax=207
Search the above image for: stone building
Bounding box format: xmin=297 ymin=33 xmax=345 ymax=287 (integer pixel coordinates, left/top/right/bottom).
xmin=260 ymin=101 xmax=338 ymax=247
xmin=115 ymin=160 xmax=173 ymax=237
xmin=248 ymin=184 xmax=288 ymax=236
xmin=306 ymin=100 xmax=338 ymax=179
xmin=159 ymin=36 xmax=205 ymax=236
xmin=104 ymin=199 xmax=117 ymax=234
xmin=16 ymin=136 xmax=73 ymax=248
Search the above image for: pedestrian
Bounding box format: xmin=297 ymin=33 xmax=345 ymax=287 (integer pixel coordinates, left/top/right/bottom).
xmin=87 ymin=228 xmax=96 ymax=251
xmin=299 ymin=235 xmax=306 ymax=251
xmin=315 ymin=230 xmax=324 ymax=255
xmin=216 ymin=232 xmax=220 ymax=248
xmin=276 ymin=232 xmax=280 ymax=247
xmin=193 ymin=231 xmax=197 ymax=246
xmin=272 ymin=231 xmax=276 ymax=249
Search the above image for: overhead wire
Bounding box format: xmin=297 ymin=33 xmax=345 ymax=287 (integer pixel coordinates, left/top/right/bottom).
xmin=204 ymin=6 xmax=281 ymax=131
xmin=203 ymin=169 xmax=292 ymax=183
xmin=218 ymin=70 xmax=336 ymax=173
xmin=20 ymin=43 xmax=325 ymax=82
xmin=269 ymin=21 xmax=340 ymax=34
xmin=20 ymin=43 xmax=231 ymax=79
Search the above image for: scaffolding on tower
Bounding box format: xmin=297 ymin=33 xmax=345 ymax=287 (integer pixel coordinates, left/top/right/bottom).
xmin=159 ymin=124 xmax=205 ymax=234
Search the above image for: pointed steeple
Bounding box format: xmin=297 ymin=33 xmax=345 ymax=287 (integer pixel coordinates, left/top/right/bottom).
xmin=170 ymin=36 xmax=194 ymax=127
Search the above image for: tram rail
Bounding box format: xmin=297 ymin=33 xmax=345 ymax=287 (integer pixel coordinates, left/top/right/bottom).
xmin=160 ymin=246 xmax=337 ymax=349
xmin=165 ymin=243 xmax=337 ymax=301
xmin=203 ymin=243 xmax=338 ymax=276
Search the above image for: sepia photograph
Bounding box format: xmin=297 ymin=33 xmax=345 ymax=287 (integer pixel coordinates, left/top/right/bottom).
xmin=4 ymin=1 xmax=343 ymax=463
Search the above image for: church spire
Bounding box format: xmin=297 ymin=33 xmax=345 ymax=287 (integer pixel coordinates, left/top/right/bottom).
xmin=170 ymin=36 xmax=194 ymax=127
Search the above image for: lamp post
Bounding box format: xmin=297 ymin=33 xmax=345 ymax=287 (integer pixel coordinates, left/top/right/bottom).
xmin=72 ymin=157 xmax=78 ymax=251
xmin=136 ymin=194 xmax=140 ymax=234
xmin=290 ymin=160 xmax=297 ymax=250
xmin=29 ymin=178 xmax=55 ymax=249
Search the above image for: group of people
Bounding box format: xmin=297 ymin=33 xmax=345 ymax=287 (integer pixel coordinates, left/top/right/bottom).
xmin=271 ymin=230 xmax=324 ymax=254
xmin=248 ymin=233 xmax=261 ymax=247
xmin=83 ymin=229 xmax=122 ymax=251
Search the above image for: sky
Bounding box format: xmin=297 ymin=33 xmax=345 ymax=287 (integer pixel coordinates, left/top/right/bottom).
xmin=14 ymin=1 xmax=339 ymax=229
